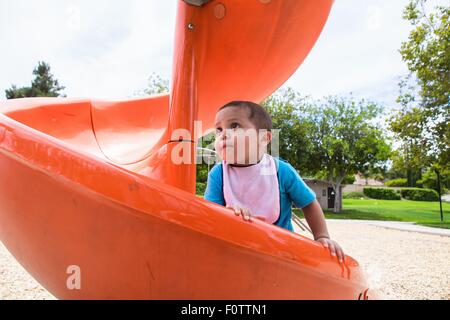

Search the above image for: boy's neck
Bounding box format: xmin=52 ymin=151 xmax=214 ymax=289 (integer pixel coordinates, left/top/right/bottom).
xmin=229 ymin=153 xmax=266 ymax=167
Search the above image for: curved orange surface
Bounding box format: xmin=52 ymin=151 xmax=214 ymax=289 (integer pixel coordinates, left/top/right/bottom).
xmin=0 ymin=0 xmax=371 ymax=299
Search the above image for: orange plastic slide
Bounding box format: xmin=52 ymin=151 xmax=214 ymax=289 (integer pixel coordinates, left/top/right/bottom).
xmin=0 ymin=0 xmax=370 ymax=299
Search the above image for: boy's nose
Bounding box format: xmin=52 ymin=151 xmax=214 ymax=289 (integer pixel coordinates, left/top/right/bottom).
xmin=218 ymin=129 xmax=231 ymax=140
xmin=216 ymin=133 xmax=233 ymax=148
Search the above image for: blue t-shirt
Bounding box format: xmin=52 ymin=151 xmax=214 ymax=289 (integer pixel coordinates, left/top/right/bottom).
xmin=204 ymin=157 xmax=316 ymax=232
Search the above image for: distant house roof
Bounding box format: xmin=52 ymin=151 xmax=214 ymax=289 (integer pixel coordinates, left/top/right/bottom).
xmin=304 ymin=179 xmax=330 ymax=185
xmin=303 ymin=179 xmax=344 ymax=189
xmin=353 ymin=173 xmax=384 ymax=186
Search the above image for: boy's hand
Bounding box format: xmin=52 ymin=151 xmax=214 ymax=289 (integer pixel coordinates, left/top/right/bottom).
xmin=316 ymin=237 xmax=345 ymax=264
xmin=226 ymin=205 xmax=266 ymax=223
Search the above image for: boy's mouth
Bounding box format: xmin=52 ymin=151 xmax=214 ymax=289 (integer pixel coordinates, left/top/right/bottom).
xmin=219 ymin=142 xmax=233 ymax=149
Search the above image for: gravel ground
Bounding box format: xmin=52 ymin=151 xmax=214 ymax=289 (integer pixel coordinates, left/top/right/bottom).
xmin=0 ymin=243 xmax=55 ymax=300
xmin=295 ymin=220 xmax=450 ymax=300
xmin=1 ymin=220 xmax=449 ymax=300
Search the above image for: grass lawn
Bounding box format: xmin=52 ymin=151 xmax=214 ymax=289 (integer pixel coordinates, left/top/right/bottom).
xmin=294 ymin=199 xmax=450 ymax=229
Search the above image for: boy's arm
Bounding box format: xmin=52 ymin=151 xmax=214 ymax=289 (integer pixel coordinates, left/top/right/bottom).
xmin=302 ymin=201 xmax=344 ymax=263
xmin=301 ymin=200 xmax=330 ymax=241
xmin=204 ymin=166 xmax=226 ymax=206
xmin=283 ymin=163 xmax=344 ymax=263
xmin=282 ymin=162 xmax=328 ymax=238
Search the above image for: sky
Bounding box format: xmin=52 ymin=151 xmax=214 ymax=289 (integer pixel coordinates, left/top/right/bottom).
xmin=0 ymin=0 xmax=447 ymax=108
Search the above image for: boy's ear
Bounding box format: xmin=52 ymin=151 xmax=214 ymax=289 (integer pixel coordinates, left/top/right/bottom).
xmin=262 ymin=131 xmax=273 ymax=146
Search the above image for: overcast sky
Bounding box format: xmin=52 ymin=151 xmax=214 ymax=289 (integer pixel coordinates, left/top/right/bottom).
xmin=0 ymin=0 xmax=447 ymax=108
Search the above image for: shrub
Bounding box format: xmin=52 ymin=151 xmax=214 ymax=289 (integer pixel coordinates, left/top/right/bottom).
xmin=419 ymin=168 xmax=450 ymax=192
xmin=373 ymin=173 xmax=385 ymax=182
xmin=363 ymin=187 xmax=401 ymax=200
xmin=415 ymin=179 xmax=424 ymax=188
xmin=342 ymin=175 xmax=356 ymax=185
xmin=343 ymin=192 xmax=366 ymax=199
xmin=196 ymin=182 xmax=206 ymax=196
xmin=197 ymin=167 xmax=209 ymax=183
xmin=385 ymin=178 xmax=408 ymax=188
xmin=401 ymin=188 xmax=439 ymax=202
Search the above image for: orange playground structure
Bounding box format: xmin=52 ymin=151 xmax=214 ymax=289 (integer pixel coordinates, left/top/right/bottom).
xmin=0 ymin=0 xmax=370 ymax=299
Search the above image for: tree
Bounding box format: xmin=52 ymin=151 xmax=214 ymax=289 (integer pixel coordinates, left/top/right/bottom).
xmin=262 ymin=88 xmax=313 ymax=173
xmin=391 ymin=0 xmax=450 ymax=170
xmin=264 ymin=90 xmax=391 ymax=213
xmin=305 ymin=96 xmax=391 ymax=213
xmin=418 ymin=166 xmax=450 ymax=192
xmin=359 ymin=164 xmax=388 ymax=186
xmin=388 ymin=144 xmax=424 ymax=187
xmin=134 ymin=73 xmax=170 ymax=96
xmin=5 ymin=85 xmax=33 ymax=99
xmin=5 ymin=61 xmax=65 ymax=99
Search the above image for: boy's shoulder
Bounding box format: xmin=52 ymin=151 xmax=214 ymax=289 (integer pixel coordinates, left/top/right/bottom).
xmin=273 ymin=156 xmax=294 ymax=173
xmin=276 ymin=156 xmax=288 ymax=163
xmin=208 ymin=162 xmax=223 ymax=179
xmin=275 ymin=156 xmax=289 ymax=165
xmin=210 ymin=162 xmax=223 ymax=171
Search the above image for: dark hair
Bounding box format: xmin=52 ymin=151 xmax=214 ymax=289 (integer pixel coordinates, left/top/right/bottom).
xmin=218 ymin=101 xmax=273 ymax=131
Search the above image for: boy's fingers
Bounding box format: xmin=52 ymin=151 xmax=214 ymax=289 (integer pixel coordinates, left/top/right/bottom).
xmin=318 ymin=239 xmax=345 ymax=263
xmin=340 ymin=252 xmax=345 ymax=263
xmin=227 ymin=206 xmax=264 ymax=223
xmin=226 ymin=205 xmax=240 ymax=216
xmin=329 ymin=243 xmax=337 ymax=257
xmin=320 ymin=239 xmax=329 ymax=248
xmin=336 ymin=245 xmax=345 ymax=263
xmin=242 ymin=208 xmax=252 ymax=222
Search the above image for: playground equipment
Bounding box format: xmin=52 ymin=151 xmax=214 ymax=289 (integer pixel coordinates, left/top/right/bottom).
xmin=0 ymin=0 xmax=370 ymax=299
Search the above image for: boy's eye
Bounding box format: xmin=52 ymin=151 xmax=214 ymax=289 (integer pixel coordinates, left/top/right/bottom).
xmin=215 ymin=123 xmax=239 ymax=135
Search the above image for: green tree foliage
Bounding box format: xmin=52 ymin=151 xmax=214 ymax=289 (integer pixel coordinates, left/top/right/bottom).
xmin=385 ymin=178 xmax=409 ymax=188
xmin=306 ymin=96 xmax=392 ymax=213
xmin=197 ymin=132 xmax=218 ymax=186
xmin=135 ymin=73 xmax=170 ymax=96
xmin=359 ymin=165 xmax=387 ymax=186
xmin=417 ymin=167 xmax=450 ymax=192
xmin=391 ymin=0 xmax=450 ymax=169
xmin=5 ymin=61 xmax=65 ymax=99
xmin=342 ymin=175 xmax=356 ymax=185
xmin=388 ymin=146 xmax=423 ymax=187
xmin=264 ymin=91 xmax=391 ymax=213
xmin=262 ymin=88 xmax=312 ymax=171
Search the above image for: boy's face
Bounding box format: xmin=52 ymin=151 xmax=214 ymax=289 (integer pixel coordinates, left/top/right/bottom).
xmin=214 ymin=107 xmax=272 ymax=165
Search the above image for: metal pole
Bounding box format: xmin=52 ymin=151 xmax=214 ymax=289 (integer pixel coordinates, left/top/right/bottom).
xmin=435 ymin=169 xmax=444 ymax=222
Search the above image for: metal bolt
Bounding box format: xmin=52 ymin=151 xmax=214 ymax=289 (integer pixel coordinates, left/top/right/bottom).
xmin=214 ymin=3 xmax=226 ymax=20
xmin=187 ymin=23 xmax=195 ymax=30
